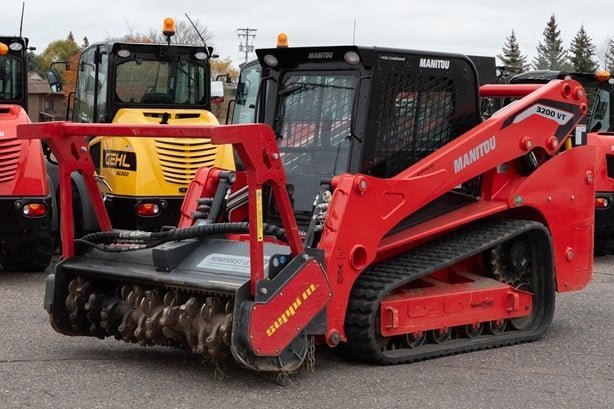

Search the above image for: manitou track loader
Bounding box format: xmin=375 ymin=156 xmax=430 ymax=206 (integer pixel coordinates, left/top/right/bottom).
xmin=0 ymin=36 xmax=55 ymax=271
xmin=502 ymin=70 xmax=614 ymax=254
xmin=47 ymin=18 xmax=233 ymax=232
xmin=19 ymin=45 xmax=595 ymax=372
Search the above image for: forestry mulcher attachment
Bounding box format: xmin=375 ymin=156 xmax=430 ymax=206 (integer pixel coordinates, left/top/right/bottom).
xmin=18 ymin=46 xmax=595 ymax=372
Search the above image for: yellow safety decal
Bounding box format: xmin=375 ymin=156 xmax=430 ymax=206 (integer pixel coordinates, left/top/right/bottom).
xmin=256 ymin=188 xmax=263 ymax=241
xmin=266 ymin=284 xmax=319 ymax=337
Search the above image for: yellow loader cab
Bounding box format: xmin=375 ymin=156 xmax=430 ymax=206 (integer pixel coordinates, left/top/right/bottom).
xmin=69 ymin=38 xmax=234 ymax=230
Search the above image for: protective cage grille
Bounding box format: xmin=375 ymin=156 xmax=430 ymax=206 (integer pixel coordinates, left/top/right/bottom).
xmin=372 ymin=74 xmax=456 ymax=177
xmin=277 ymin=74 xmax=354 ymax=176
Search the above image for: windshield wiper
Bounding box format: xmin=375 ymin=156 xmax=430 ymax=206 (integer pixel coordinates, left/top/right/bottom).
xmin=167 ymin=59 xmax=196 ymax=84
xmin=278 ymin=82 xmax=355 ymax=97
xmin=278 ymin=83 xmax=308 ymax=96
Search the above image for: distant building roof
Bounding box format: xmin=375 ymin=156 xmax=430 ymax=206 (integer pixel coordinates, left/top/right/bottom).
xmin=28 ymin=72 xmax=63 ymax=95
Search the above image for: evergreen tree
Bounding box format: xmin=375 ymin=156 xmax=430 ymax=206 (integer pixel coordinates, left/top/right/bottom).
xmin=26 ymin=51 xmax=45 ymax=76
xmin=67 ymin=31 xmax=75 ymax=43
xmin=497 ymin=29 xmax=528 ymax=74
xmin=533 ymin=14 xmax=569 ymax=70
xmin=82 ymin=36 xmax=89 ymax=48
xmin=569 ymin=25 xmax=597 ymax=72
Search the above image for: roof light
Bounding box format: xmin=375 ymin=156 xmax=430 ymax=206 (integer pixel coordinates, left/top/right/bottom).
xmin=9 ymin=42 xmax=23 ymax=51
xmin=263 ymin=54 xmax=278 ymax=68
xmin=22 ymin=202 xmax=48 ymax=217
xmin=344 ymin=51 xmax=360 ymax=65
xmin=277 ymin=33 xmax=289 ymax=48
xmin=0 ymin=42 xmax=8 ymax=56
xmin=117 ymin=49 xmax=131 ymax=58
xmin=194 ymin=51 xmax=208 ymax=60
xmin=136 ymin=203 xmax=161 ymax=217
xmin=163 ymin=17 xmax=176 ymax=37
xmin=595 ymin=71 xmax=611 ymax=82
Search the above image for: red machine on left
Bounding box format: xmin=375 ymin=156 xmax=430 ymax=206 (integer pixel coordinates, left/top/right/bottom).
xmin=0 ymin=37 xmax=56 ymax=271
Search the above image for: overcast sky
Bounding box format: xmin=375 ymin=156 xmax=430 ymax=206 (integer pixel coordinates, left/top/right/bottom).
xmin=3 ymin=0 xmax=613 ymax=68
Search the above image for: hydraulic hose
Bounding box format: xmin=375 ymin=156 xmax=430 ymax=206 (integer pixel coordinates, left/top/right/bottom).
xmin=76 ymin=222 xmax=287 ymax=253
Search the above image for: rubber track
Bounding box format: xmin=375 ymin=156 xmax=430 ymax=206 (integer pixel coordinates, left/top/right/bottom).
xmin=343 ymin=219 xmax=552 ymax=364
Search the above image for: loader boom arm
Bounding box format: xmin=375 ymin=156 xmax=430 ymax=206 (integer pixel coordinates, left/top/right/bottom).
xmin=318 ymin=79 xmax=588 ymax=338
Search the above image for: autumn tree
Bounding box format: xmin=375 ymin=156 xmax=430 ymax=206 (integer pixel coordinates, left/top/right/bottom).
xmin=210 ymin=57 xmax=239 ymax=80
xmin=39 ymin=32 xmax=80 ymax=78
xmin=108 ymin=19 xmax=213 ymax=46
xmin=62 ymin=51 xmax=82 ymax=102
xmin=533 ymin=14 xmax=570 ymax=70
xmin=568 ymin=25 xmax=597 ymax=72
xmin=604 ymin=38 xmax=614 ymax=71
xmin=105 ymin=22 xmax=154 ymax=43
xmin=497 ymin=30 xmax=528 ymax=74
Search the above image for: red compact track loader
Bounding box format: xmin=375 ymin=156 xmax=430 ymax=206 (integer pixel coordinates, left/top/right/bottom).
xmin=0 ymin=36 xmax=55 ymax=271
xmin=502 ymin=70 xmax=614 ymax=255
xmin=18 ymin=46 xmax=594 ymax=372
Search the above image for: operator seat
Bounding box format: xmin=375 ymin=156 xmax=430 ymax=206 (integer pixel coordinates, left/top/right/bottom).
xmin=140 ymin=92 xmax=173 ymax=104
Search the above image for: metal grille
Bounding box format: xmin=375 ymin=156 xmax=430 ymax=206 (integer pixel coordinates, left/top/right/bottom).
xmin=373 ymin=74 xmax=455 ymax=177
xmin=155 ymin=138 xmax=218 ymax=185
xmin=277 ymin=74 xmax=354 ymax=177
xmin=0 ymin=136 xmax=21 ymax=183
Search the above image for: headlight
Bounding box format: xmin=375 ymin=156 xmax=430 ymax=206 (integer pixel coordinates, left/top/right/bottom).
xmin=344 ymin=51 xmax=360 ymax=65
xmin=9 ymin=42 xmax=23 ymax=51
xmin=263 ymin=54 xmax=278 ymax=68
xmin=117 ymin=49 xmax=131 ymax=58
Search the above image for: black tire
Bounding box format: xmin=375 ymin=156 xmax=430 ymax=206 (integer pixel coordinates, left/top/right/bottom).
xmin=594 ymin=237 xmax=607 ymax=257
xmin=71 ymin=182 xmax=85 ymax=240
xmin=1 ymin=233 xmax=55 ymax=272
xmin=56 ymin=182 xmax=85 ymax=244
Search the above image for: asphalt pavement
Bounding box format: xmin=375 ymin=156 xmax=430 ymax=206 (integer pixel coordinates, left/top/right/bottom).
xmin=0 ymin=259 xmax=612 ymax=409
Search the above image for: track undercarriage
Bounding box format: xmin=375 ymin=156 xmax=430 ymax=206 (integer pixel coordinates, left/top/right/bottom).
xmin=343 ymin=219 xmax=553 ymax=364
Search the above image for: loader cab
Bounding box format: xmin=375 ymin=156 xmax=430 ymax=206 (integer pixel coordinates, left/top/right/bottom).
xmin=587 ymin=75 xmax=614 ymax=133
xmin=0 ymin=37 xmax=28 ymax=111
xmin=255 ymin=46 xmax=481 ymax=224
xmin=63 ymin=37 xmax=232 ymax=233
xmin=509 ymin=70 xmax=614 ymax=136
xmin=232 ymin=59 xmax=262 ymax=124
xmin=73 ymin=41 xmax=212 ymax=123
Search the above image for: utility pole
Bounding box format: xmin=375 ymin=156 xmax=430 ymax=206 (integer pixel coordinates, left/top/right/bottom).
xmin=237 ymin=28 xmax=257 ymax=64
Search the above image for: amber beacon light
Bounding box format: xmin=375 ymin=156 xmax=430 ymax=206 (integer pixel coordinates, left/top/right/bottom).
xmin=163 ymin=17 xmax=176 ymax=37
xmin=277 ymin=33 xmax=289 ymax=48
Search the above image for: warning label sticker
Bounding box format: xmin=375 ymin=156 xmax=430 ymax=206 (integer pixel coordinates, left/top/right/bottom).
xmin=197 ymin=253 xmax=270 ymax=274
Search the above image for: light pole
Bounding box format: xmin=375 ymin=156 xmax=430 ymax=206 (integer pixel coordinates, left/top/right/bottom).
xmin=237 ymin=28 xmax=257 ymax=64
